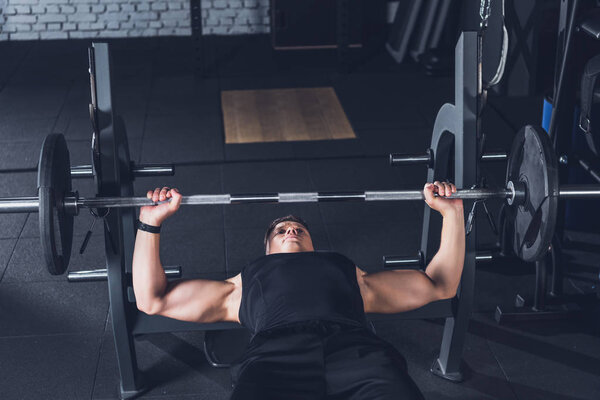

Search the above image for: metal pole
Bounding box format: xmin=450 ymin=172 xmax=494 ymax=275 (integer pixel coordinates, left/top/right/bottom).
xmin=131 ymin=164 xmax=175 ymax=177
xmin=68 ymin=266 xmax=181 ymax=282
xmin=0 ymin=185 xmax=598 ymax=214
xmin=481 ymin=151 xmax=509 ymax=161
xmin=558 ymin=185 xmax=600 ymax=198
xmin=74 ymin=188 xmax=512 ymax=209
xmin=0 ymin=197 xmax=39 ymax=213
xmin=71 ymin=164 xmax=174 ymax=178
xmin=389 ymin=153 xmax=432 ymax=166
xmin=383 ymin=251 xmax=495 ymax=268
xmin=389 ymin=151 xmax=507 ymax=166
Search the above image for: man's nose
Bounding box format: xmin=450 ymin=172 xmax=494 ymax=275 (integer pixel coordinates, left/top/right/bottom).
xmin=286 ymin=227 xmax=298 ymax=235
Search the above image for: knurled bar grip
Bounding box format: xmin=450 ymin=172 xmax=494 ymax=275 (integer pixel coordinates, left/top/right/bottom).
xmin=2 ymin=185 xmax=600 ymax=214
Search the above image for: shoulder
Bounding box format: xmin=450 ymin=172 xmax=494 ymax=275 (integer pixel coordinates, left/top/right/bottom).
xmin=355 ymin=265 xmax=368 ymax=285
xmin=226 ymin=272 xmax=242 ymax=287
xmin=224 ymin=272 xmax=242 ymax=323
xmin=354 ymin=265 xmax=375 ymax=312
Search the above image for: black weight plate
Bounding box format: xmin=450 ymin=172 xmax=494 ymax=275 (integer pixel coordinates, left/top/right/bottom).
xmin=505 ymin=125 xmax=559 ymax=262
xmin=496 ymin=202 xmax=514 ymax=257
xmin=38 ymin=134 xmax=74 ymax=275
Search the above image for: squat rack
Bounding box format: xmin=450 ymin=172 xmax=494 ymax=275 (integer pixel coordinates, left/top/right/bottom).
xmin=113 ymin=31 xmax=481 ymax=395
xmin=40 ymin=26 xmax=491 ymax=397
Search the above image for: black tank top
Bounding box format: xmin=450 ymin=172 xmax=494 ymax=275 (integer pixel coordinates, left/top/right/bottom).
xmin=238 ymin=251 xmax=369 ymax=334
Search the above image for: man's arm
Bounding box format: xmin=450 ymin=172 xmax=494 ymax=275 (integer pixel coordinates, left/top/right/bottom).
xmin=132 ymin=187 xmax=241 ymax=323
xmin=357 ymin=182 xmax=465 ymax=314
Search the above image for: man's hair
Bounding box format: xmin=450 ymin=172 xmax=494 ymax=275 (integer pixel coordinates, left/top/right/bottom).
xmin=264 ymin=215 xmax=310 ymax=249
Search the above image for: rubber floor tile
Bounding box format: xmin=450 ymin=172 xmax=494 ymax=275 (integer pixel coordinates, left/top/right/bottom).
xmin=373 ymin=317 xmax=518 ymax=400
xmin=0 ymin=280 xmax=109 ymax=336
xmin=473 ymin=313 xmax=600 ymax=400
xmin=92 ymin=326 xmax=232 ymax=399
xmin=0 ymin=333 xmax=103 ymax=400
xmin=3 ymin=234 xmax=104 ymax=283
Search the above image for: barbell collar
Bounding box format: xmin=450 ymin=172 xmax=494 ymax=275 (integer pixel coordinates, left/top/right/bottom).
xmin=63 ymin=192 xmax=80 ymax=216
xmin=506 ymin=180 xmax=527 ymax=206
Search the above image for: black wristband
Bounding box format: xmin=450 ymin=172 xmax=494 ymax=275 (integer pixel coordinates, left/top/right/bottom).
xmin=137 ymin=219 xmax=161 ymax=234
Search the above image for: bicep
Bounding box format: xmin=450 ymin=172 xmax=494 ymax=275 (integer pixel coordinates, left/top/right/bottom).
xmin=358 ymin=268 xmax=445 ymax=314
xmin=152 ymin=278 xmax=239 ymax=323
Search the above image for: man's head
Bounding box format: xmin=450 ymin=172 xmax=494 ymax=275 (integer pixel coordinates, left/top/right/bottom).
xmin=264 ymin=215 xmax=314 ymax=255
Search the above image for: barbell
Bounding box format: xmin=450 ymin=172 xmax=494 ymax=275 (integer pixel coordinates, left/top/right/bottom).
xmin=1 ymin=126 xmax=599 ymax=275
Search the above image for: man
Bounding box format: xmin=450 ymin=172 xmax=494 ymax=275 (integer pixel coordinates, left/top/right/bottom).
xmin=133 ymin=181 xmax=464 ymax=399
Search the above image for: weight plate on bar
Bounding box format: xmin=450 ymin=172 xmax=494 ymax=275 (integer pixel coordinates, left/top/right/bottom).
xmin=38 ymin=134 xmax=74 ymax=275
xmin=496 ymin=202 xmax=513 ymax=257
xmin=505 ymin=125 xmax=559 ymax=262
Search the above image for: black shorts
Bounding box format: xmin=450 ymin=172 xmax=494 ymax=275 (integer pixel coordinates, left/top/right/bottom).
xmin=230 ymin=320 xmax=424 ymax=400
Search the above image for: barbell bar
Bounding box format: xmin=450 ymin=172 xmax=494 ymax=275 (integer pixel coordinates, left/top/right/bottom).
xmin=0 ymin=184 xmax=598 ymax=215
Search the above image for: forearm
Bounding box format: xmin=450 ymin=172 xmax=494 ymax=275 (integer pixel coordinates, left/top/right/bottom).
xmin=132 ymin=229 xmax=168 ymax=313
xmin=425 ymin=209 xmax=465 ymax=298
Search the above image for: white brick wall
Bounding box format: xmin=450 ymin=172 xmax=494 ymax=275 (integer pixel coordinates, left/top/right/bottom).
xmin=0 ymin=0 xmax=270 ymax=41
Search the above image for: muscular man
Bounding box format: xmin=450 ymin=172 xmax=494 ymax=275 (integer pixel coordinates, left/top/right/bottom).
xmin=133 ymin=181 xmax=465 ymax=399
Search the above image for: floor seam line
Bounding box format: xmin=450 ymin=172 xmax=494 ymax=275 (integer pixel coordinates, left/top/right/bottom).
xmin=89 ymin=308 xmax=111 ymax=400
xmin=0 ymin=215 xmax=29 ymax=282
xmin=52 ymin=84 xmax=74 ymax=134
xmin=485 ymin=336 xmax=520 ymax=400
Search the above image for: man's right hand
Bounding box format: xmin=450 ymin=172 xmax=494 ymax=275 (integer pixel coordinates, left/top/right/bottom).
xmin=423 ymin=181 xmax=463 ymax=218
xmin=139 ymin=187 xmax=182 ymax=226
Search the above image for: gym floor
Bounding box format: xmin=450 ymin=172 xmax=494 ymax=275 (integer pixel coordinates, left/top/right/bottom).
xmin=0 ymin=36 xmax=599 ymax=400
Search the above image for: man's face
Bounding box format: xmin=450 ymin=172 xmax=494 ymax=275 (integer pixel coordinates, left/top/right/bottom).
xmin=266 ymin=221 xmax=314 ymax=255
